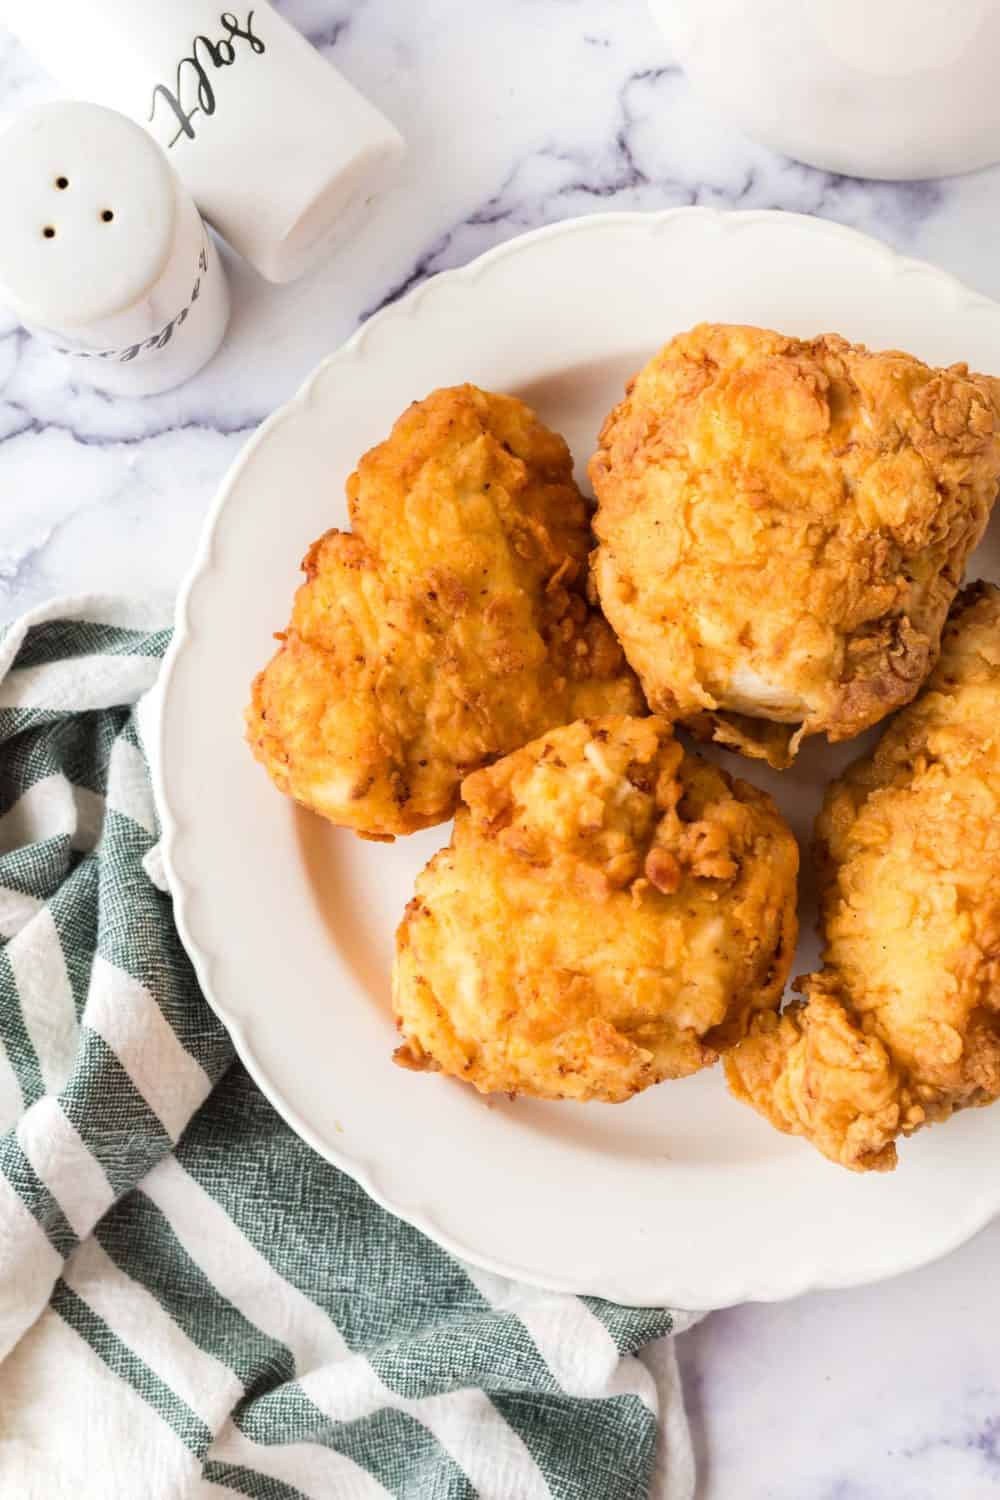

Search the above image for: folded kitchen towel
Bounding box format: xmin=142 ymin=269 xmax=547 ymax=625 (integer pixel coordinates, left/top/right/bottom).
xmin=0 ymin=598 xmax=697 ymax=1500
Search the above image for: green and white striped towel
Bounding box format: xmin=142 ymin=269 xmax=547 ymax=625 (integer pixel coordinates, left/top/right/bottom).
xmin=0 ymin=599 xmax=697 ymax=1500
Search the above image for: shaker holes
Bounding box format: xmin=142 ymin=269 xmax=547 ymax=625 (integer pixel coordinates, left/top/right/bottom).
xmin=101 ymin=210 xmax=114 ymax=223
xmin=55 ymin=176 xmax=69 ymax=190
xmin=42 ymin=226 xmax=55 ymax=239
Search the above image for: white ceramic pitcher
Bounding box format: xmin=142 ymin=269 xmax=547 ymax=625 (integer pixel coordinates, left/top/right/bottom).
xmin=649 ymin=0 xmax=1000 ymax=179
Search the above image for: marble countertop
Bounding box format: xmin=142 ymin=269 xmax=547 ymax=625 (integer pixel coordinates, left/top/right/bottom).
xmin=2 ymin=3 xmax=1000 ymax=1496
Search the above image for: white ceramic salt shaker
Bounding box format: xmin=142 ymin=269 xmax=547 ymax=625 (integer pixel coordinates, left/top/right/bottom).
xmin=0 ymin=101 xmax=230 ymax=396
xmin=0 ymin=0 xmax=406 ymax=284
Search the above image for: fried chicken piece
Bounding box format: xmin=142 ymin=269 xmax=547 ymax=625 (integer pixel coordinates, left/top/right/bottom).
xmin=247 ymin=385 xmax=643 ymax=839
xmin=393 ymin=715 xmax=798 ymax=1102
xmin=726 ymin=583 xmax=1000 ymax=1170
xmin=590 ymin=324 xmax=1000 ymax=768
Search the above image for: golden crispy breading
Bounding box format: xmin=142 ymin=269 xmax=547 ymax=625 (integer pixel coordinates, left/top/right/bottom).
xmin=726 ymin=584 xmax=1000 ymax=1170
xmin=590 ymin=324 xmax=1000 ymax=768
xmin=393 ymin=715 xmax=798 ymax=1102
xmin=247 ymin=385 xmax=643 ymax=839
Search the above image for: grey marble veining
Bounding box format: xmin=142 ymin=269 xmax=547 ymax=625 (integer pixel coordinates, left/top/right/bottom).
xmin=2 ymin=4 xmax=1000 ymax=1497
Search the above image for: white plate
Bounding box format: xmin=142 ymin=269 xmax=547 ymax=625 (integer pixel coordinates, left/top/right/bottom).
xmin=157 ymin=208 xmax=1000 ymax=1309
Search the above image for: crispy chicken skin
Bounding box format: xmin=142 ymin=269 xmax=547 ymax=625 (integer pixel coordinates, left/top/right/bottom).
xmin=590 ymin=324 xmax=1000 ymax=768
xmin=393 ymin=716 xmax=798 ymax=1102
xmin=247 ymin=385 xmax=643 ymax=839
xmin=726 ymin=584 xmax=1000 ymax=1171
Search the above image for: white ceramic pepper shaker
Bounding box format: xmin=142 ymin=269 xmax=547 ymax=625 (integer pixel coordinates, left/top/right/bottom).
xmin=0 ymin=0 xmax=406 ymax=284
xmin=0 ymin=101 xmax=230 ymax=396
